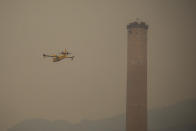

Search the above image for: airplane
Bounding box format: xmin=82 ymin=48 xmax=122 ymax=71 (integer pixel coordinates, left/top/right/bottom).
xmin=43 ymin=48 xmax=75 ymax=62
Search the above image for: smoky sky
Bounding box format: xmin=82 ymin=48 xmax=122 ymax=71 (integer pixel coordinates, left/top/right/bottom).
xmin=0 ymin=0 xmax=196 ymax=131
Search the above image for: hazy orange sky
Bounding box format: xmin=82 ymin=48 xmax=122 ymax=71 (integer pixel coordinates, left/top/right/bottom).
xmin=0 ymin=0 xmax=196 ymax=131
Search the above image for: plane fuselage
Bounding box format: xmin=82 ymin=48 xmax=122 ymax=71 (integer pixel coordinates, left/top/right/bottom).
xmin=52 ymin=55 xmax=66 ymax=62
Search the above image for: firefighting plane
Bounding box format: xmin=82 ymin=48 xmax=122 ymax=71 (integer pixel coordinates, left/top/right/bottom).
xmin=43 ymin=48 xmax=74 ymax=62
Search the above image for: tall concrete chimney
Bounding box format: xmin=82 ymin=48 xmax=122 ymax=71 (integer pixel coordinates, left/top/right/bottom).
xmin=126 ymin=21 xmax=148 ymax=131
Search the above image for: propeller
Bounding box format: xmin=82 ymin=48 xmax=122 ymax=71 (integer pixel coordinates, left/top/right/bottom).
xmin=66 ymin=52 xmax=71 ymax=55
xmin=61 ymin=51 xmax=72 ymax=55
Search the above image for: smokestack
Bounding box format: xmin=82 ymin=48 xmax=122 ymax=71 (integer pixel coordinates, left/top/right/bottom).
xmin=126 ymin=21 xmax=148 ymax=131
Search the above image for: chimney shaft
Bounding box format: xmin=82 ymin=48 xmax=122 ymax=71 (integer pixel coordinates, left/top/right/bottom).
xmin=126 ymin=21 xmax=148 ymax=131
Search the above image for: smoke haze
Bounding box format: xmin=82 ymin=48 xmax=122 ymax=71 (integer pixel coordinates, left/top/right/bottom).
xmin=0 ymin=0 xmax=196 ymax=130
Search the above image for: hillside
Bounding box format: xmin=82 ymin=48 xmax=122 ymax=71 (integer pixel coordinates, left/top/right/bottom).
xmin=7 ymin=99 xmax=196 ymax=131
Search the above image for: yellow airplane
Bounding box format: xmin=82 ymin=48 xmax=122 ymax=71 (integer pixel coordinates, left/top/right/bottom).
xmin=43 ymin=48 xmax=74 ymax=62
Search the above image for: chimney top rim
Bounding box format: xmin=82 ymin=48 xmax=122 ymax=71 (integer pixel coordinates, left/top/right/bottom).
xmin=127 ymin=21 xmax=148 ymax=30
